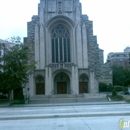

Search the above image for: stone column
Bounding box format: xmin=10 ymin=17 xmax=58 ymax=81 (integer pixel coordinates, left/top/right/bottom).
xmin=72 ymin=66 xmax=79 ymax=94
xmin=45 ymin=28 xmax=49 ymax=65
xmin=82 ymin=23 xmax=88 ymax=68
xmin=76 ymin=4 xmax=83 ymax=68
xmin=40 ymin=24 xmax=45 ymax=69
xmin=94 ymin=78 xmax=99 ymax=93
xmin=72 ymin=28 xmax=77 ymax=64
xmin=39 ymin=5 xmax=45 ymax=69
xmin=28 ymin=73 xmax=34 ymax=97
xmin=45 ymin=67 xmax=52 ymax=95
xmin=35 ymin=24 xmax=40 ymax=69
xmin=89 ymin=71 xmax=96 ymax=93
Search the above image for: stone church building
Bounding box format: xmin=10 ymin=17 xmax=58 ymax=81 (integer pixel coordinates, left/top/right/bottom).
xmin=24 ymin=0 xmax=112 ymax=99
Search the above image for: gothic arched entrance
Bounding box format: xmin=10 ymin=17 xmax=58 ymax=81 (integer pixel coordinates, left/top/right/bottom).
xmin=54 ymin=72 xmax=70 ymax=94
xmin=35 ymin=76 xmax=45 ymax=95
xmin=79 ymin=74 xmax=89 ymax=93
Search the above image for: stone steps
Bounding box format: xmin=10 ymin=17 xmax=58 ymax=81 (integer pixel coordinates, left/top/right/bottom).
xmin=29 ymin=94 xmax=108 ymax=104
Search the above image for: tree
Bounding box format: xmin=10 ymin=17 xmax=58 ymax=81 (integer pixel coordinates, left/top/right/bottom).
xmin=112 ymin=66 xmax=130 ymax=87
xmin=112 ymin=66 xmax=126 ymax=86
xmin=124 ymin=67 xmax=130 ymax=86
xmin=0 ymin=37 xmax=35 ymax=104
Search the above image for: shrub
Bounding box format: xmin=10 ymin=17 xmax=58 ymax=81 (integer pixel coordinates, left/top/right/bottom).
xmin=123 ymin=87 xmax=129 ymax=95
xmin=110 ymin=95 xmax=124 ymax=101
xmin=108 ymin=86 xmax=114 ymax=92
xmin=12 ymin=100 xmax=25 ymax=104
xmin=114 ymin=86 xmax=123 ymax=92
xmin=18 ymin=91 xmax=24 ymax=100
xmin=0 ymin=95 xmax=7 ymax=100
xmin=112 ymin=89 xmax=117 ymax=96
xmin=99 ymin=82 xmax=109 ymax=92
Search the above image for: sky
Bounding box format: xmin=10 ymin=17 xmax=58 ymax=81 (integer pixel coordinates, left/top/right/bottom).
xmin=0 ymin=0 xmax=130 ymax=62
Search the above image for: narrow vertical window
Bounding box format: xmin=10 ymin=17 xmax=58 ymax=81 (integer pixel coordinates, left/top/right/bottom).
xmin=51 ymin=24 xmax=70 ymax=63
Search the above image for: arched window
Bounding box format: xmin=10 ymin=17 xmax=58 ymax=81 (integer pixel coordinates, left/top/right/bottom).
xmin=51 ymin=24 xmax=70 ymax=63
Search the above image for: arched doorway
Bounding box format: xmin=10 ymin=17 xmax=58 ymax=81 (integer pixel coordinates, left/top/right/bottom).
xmin=79 ymin=74 xmax=89 ymax=93
xmin=54 ymin=72 xmax=70 ymax=94
xmin=35 ymin=76 xmax=45 ymax=95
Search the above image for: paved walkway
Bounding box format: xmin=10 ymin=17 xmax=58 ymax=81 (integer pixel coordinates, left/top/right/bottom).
xmin=0 ymin=100 xmax=127 ymax=108
xmin=0 ymin=103 xmax=130 ymax=120
xmin=0 ymin=116 xmax=130 ymax=130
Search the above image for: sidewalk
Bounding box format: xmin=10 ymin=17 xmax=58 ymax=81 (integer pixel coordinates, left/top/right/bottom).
xmin=0 ymin=102 xmax=130 ymax=120
xmin=0 ymin=100 xmax=127 ymax=108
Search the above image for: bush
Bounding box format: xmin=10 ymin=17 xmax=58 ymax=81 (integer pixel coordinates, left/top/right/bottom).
xmin=108 ymin=86 xmax=114 ymax=92
xmin=18 ymin=91 xmax=24 ymax=100
xmin=114 ymin=86 xmax=123 ymax=92
xmin=0 ymin=95 xmax=7 ymax=100
xmin=13 ymin=89 xmax=25 ymax=104
xmin=99 ymin=82 xmax=109 ymax=92
xmin=123 ymin=87 xmax=129 ymax=95
xmin=126 ymin=99 xmax=130 ymax=103
xmin=12 ymin=100 xmax=25 ymax=104
xmin=110 ymin=95 xmax=124 ymax=101
xmin=112 ymin=89 xmax=117 ymax=96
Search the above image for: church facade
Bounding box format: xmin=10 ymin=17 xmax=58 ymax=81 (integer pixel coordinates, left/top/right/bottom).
xmin=24 ymin=0 xmax=112 ymax=98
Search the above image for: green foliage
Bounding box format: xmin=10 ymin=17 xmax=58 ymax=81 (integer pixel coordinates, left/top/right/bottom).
xmin=0 ymin=37 xmax=35 ymax=91
xmin=114 ymin=86 xmax=123 ymax=92
xmin=99 ymin=82 xmax=109 ymax=92
xmin=112 ymin=89 xmax=117 ymax=96
xmin=110 ymin=95 xmax=124 ymax=101
xmin=126 ymin=99 xmax=130 ymax=103
xmin=123 ymin=87 xmax=129 ymax=95
xmin=112 ymin=66 xmax=130 ymax=87
xmin=12 ymin=100 xmax=25 ymax=104
xmin=112 ymin=66 xmax=125 ymax=86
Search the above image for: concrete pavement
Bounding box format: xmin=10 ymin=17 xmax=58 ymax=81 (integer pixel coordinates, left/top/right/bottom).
xmin=0 ymin=103 xmax=130 ymax=130
xmin=0 ymin=103 xmax=130 ymax=120
xmin=0 ymin=116 xmax=130 ymax=130
xmin=0 ymin=100 xmax=127 ymax=108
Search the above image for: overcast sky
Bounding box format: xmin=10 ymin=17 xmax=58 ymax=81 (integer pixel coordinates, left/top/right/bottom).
xmin=0 ymin=0 xmax=130 ymax=61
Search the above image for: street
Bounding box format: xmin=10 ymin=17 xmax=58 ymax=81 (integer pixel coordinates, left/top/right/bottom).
xmin=0 ymin=103 xmax=130 ymax=130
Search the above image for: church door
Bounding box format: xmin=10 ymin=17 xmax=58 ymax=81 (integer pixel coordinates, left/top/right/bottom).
xmin=35 ymin=76 xmax=45 ymax=95
xmin=57 ymin=82 xmax=67 ymax=94
xmin=79 ymin=82 xmax=88 ymax=93
xmin=36 ymin=83 xmax=45 ymax=95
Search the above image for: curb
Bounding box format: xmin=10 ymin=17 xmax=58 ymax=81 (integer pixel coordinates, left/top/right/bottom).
xmin=0 ymin=101 xmax=128 ymax=108
xmin=0 ymin=112 xmax=130 ymax=120
xmin=12 ymin=101 xmax=127 ymax=107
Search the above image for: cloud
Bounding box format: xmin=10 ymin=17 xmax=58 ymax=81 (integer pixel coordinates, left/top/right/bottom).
xmin=0 ymin=0 xmax=130 ymax=61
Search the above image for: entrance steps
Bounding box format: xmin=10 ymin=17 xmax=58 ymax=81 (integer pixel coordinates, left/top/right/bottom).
xmin=29 ymin=93 xmax=108 ymax=104
xmin=30 ymin=95 xmax=49 ymax=104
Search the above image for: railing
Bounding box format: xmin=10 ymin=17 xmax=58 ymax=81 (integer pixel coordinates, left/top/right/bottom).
xmin=48 ymin=63 xmax=75 ymax=72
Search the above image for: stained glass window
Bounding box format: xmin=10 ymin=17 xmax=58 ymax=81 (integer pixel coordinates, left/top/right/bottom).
xmin=51 ymin=24 xmax=70 ymax=63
